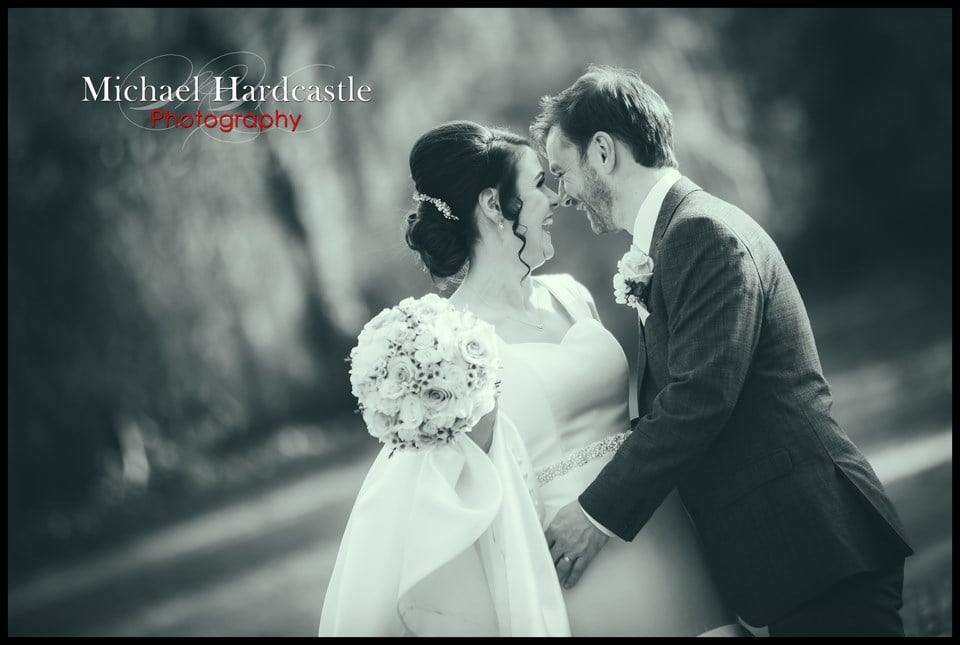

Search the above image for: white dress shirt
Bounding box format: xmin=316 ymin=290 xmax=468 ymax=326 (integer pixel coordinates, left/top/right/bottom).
xmin=632 ymin=168 xmax=681 ymax=254
xmin=579 ymin=168 xmax=682 ymax=539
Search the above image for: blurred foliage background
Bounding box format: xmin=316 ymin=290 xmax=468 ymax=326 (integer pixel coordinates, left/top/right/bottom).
xmin=7 ymin=6 xmax=951 ymax=617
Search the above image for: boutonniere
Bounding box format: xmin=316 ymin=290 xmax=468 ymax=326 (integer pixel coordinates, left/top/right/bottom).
xmin=613 ymin=245 xmax=654 ymax=312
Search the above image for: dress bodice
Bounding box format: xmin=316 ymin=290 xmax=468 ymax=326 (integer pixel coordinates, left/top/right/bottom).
xmin=495 ymin=275 xmax=740 ymax=636
xmin=321 ymin=274 xmax=741 ymax=637
xmin=496 ymin=275 xmax=632 ymax=525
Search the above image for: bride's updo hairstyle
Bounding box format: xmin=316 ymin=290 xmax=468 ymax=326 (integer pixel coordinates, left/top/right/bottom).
xmin=405 ymin=121 xmax=531 ymax=280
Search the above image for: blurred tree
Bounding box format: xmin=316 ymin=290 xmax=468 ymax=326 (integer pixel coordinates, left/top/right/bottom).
xmin=706 ymin=8 xmax=952 ymax=286
xmin=9 ymin=7 xmax=950 ymax=578
xmin=2 ymin=7 xmax=790 ymax=531
xmin=8 ymin=8 xmax=355 ymax=542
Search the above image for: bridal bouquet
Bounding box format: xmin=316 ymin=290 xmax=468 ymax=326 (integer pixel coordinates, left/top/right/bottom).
xmin=348 ymin=293 xmax=501 ymax=456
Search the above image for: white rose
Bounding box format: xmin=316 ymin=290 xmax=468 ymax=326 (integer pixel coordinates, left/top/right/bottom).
xmin=385 ymin=355 xmax=417 ymax=392
xmin=416 ymin=293 xmax=445 ymax=318
xmin=350 ymin=336 xmax=392 ymax=381
xmin=396 ymin=296 xmax=417 ymax=313
xmin=412 ymin=327 xmax=437 ymax=351
xmin=432 ymin=411 xmax=459 ymax=431
xmin=362 ymin=408 xmax=393 ymax=440
xmin=432 ymin=315 xmax=460 ymax=361
xmin=377 ymin=319 xmax=412 ymax=346
xmin=437 ymin=362 xmax=469 ymax=398
xmin=414 ymin=345 xmax=443 ymax=365
xmin=452 ymin=396 xmax=474 ymax=423
xmin=373 ymin=366 xmax=405 ymax=413
xmin=367 ymin=305 xmax=405 ymax=331
xmin=350 ymin=376 xmax=369 ymax=401
xmin=369 ymin=322 xmax=399 ymax=347
xmin=422 ymin=384 xmax=455 ymax=412
xmin=469 ymin=369 xmax=496 ymax=396
xmin=421 ymin=383 xmax=459 ymax=429
xmin=420 ymin=292 xmax=444 ymax=307
xmin=458 ymin=326 xmax=495 ymax=366
xmin=379 ymin=375 xmax=404 ymax=400
xmin=361 ymin=389 xmax=383 ymax=415
xmin=397 ymin=424 xmax=421 ymax=442
xmin=398 ymin=395 xmax=425 ymax=429
xmin=617 ymin=246 xmax=655 ymax=281
xmin=459 ymin=308 xmax=479 ymax=329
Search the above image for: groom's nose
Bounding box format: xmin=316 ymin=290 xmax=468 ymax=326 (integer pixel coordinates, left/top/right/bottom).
xmin=546 ymin=186 xmax=560 ymax=209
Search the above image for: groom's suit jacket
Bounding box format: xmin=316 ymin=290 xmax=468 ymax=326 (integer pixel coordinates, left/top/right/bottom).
xmin=579 ymin=177 xmax=913 ymax=627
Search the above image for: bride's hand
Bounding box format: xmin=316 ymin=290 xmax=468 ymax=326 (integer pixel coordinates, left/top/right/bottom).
xmin=545 ymin=501 xmax=609 ymax=589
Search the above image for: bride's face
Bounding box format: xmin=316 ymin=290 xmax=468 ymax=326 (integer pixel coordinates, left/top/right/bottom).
xmin=508 ymin=147 xmax=560 ymax=270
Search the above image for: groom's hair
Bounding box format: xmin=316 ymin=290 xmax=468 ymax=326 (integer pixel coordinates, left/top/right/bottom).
xmin=530 ymin=65 xmax=678 ymax=169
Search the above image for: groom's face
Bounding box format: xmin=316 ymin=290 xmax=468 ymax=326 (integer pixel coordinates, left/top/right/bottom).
xmin=545 ymin=128 xmax=617 ymax=234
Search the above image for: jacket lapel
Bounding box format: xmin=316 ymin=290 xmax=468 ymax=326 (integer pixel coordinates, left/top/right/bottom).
xmin=636 ymin=176 xmax=701 ymax=409
xmin=650 ymin=175 xmax=702 ymax=263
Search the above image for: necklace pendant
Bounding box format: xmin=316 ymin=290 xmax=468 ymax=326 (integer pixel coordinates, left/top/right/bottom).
xmin=537 ymin=323 xmax=544 ymax=330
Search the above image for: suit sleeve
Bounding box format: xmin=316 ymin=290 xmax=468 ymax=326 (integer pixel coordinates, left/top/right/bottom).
xmin=579 ymin=215 xmax=765 ymax=541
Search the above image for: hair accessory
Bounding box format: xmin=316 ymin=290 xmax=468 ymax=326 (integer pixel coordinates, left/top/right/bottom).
xmin=413 ymin=192 xmax=458 ymax=221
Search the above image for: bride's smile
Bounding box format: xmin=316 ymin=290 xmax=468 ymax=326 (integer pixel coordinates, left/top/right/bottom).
xmin=511 ymin=147 xmax=560 ymax=269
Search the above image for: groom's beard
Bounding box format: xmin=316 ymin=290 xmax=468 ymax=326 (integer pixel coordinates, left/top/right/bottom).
xmin=580 ymin=164 xmax=617 ymax=234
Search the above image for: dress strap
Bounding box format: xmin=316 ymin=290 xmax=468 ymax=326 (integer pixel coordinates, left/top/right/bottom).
xmin=535 ymin=274 xmax=593 ymax=323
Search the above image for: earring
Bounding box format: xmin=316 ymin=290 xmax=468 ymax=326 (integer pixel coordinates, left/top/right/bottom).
xmin=498 ymin=220 xmax=505 ymax=231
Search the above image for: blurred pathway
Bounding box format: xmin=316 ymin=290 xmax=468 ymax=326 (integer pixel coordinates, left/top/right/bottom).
xmin=8 ymin=430 xmax=950 ymax=636
xmin=8 ymin=443 xmax=376 ymax=636
xmin=8 ymin=340 xmax=952 ymax=636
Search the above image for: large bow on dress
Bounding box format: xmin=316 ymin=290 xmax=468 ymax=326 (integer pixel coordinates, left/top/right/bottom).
xmin=318 ymin=415 xmax=570 ymax=637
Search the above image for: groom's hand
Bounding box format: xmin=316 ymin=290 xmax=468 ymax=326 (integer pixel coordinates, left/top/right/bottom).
xmin=545 ymin=502 xmax=609 ymax=589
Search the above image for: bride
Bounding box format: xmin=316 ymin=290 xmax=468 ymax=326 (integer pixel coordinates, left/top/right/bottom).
xmin=318 ymin=121 xmax=746 ymax=636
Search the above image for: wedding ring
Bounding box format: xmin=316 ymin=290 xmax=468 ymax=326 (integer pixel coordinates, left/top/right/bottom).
xmin=561 ymin=555 xmax=572 ymax=564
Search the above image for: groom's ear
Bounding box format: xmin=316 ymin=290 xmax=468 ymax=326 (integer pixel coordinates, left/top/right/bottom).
xmin=589 ymin=131 xmax=617 ymax=175
xmin=477 ymin=187 xmax=502 ymax=223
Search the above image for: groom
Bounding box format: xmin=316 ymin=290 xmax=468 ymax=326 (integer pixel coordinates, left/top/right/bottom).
xmin=530 ymin=66 xmax=913 ymax=637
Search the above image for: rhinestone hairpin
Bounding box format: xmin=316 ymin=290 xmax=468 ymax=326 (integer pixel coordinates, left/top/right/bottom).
xmin=412 ymin=192 xmax=457 ymax=221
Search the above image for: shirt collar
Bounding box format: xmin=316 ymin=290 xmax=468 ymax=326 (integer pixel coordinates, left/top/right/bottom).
xmin=632 ymin=168 xmax=681 ymax=254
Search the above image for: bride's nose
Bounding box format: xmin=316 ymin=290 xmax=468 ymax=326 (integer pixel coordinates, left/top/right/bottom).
xmin=557 ymin=185 xmax=573 ymax=208
xmin=546 ymin=185 xmax=560 ymax=209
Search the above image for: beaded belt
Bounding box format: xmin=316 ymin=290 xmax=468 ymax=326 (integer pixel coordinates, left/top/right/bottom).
xmin=535 ymin=431 xmax=631 ymax=485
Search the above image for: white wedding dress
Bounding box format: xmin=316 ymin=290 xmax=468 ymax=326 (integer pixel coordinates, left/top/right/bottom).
xmin=318 ymin=273 xmax=744 ymax=637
